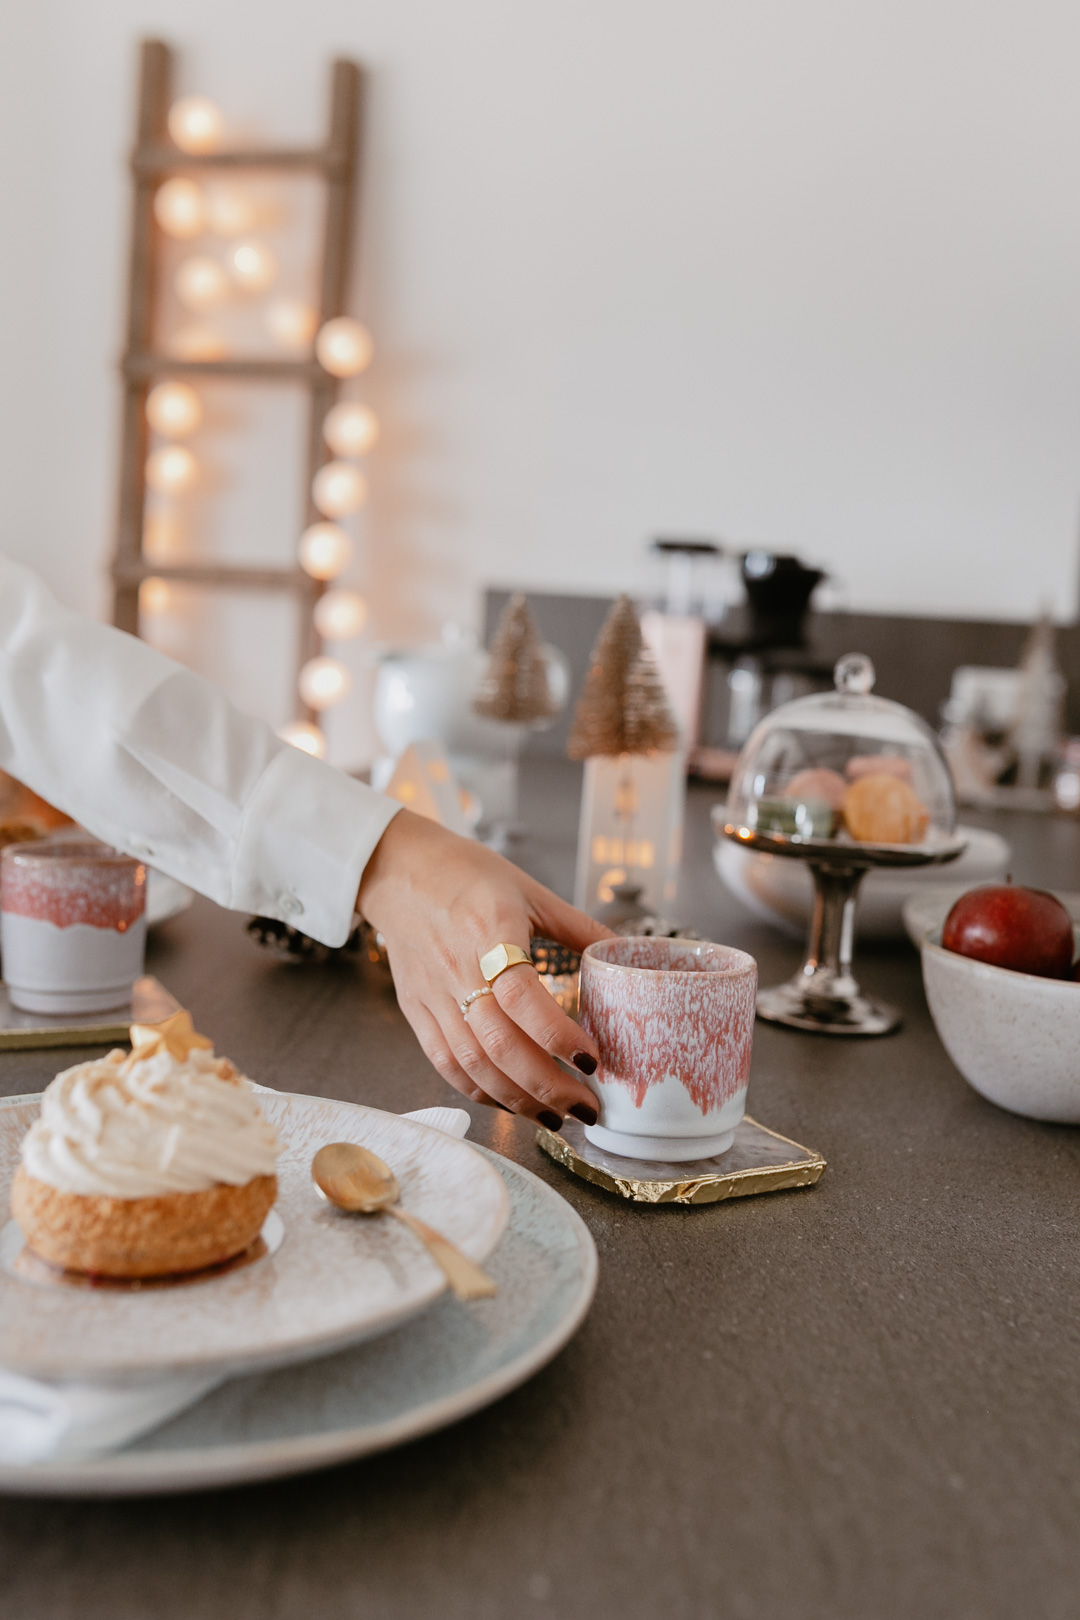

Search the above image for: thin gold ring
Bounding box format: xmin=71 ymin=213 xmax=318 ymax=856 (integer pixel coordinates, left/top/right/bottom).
xmin=461 ymin=985 xmax=494 ymax=1019
xmin=479 ymin=943 xmax=533 ymax=984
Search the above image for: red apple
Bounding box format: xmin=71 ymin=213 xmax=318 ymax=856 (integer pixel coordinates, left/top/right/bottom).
xmin=942 ymin=885 xmax=1075 ymax=979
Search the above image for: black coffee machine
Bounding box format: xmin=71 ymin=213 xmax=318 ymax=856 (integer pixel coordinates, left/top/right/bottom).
xmin=706 ymin=550 xmax=831 ymax=752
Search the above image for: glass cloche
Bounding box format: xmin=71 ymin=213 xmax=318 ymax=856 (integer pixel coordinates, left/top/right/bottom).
xmin=722 ymin=653 xmax=964 ymax=1035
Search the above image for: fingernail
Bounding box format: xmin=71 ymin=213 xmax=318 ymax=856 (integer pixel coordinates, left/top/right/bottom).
xmin=569 ymin=1102 xmax=598 ymax=1126
xmin=573 ymin=1052 xmax=598 ymax=1075
xmin=538 ymin=1110 xmax=563 ymax=1131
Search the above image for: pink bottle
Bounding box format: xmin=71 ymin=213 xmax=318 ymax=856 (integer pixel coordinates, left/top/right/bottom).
xmin=0 ymin=835 xmax=147 ymax=1014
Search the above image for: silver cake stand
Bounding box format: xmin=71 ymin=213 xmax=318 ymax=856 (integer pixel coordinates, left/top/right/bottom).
xmin=723 ymin=822 xmax=965 ymax=1035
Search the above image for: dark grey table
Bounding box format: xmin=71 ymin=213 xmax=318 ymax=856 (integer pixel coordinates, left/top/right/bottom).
xmin=3 ymin=762 xmax=1080 ymax=1620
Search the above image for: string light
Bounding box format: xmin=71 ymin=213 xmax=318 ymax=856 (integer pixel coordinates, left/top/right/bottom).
xmin=145 ymin=445 xmax=198 ymax=495
xmin=298 ymin=656 xmax=351 ymax=711
xmin=298 ymin=523 xmax=352 ymax=580
xmin=170 ymin=324 xmax=227 ymax=361
xmin=153 ymin=178 xmax=206 ymax=239
xmin=142 ymin=508 xmax=184 ymax=563
xmin=277 ymin=719 xmax=327 ymax=758
xmin=315 ymin=317 xmax=373 ymax=377
xmin=168 ymin=96 xmax=224 ymax=155
xmin=323 ymin=401 xmax=379 ymax=458
xmin=146 ymin=382 xmax=202 ymax=438
xmin=229 ymin=240 xmax=277 ymax=293
xmin=265 ymin=298 xmax=318 ymax=352
xmin=314 ymin=588 xmax=368 ymax=640
xmin=312 ymin=461 xmax=368 ymax=518
xmin=175 ymin=255 xmax=230 ymax=312
xmin=139 ymin=577 xmax=172 ymax=616
xmin=205 ymin=184 xmax=258 ymax=237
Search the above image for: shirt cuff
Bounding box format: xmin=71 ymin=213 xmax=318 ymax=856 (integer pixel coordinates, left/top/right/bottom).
xmin=231 ymin=746 xmax=401 ymax=947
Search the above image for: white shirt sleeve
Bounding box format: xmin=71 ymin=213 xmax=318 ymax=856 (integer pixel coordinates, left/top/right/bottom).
xmin=0 ymin=554 xmax=400 ymax=947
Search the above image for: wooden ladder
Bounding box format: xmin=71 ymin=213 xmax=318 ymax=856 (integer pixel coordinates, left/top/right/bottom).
xmin=111 ymin=38 xmax=362 ymax=721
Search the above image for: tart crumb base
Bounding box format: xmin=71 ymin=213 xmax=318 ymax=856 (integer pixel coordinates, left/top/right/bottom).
xmin=10 ymin=1166 xmax=277 ymax=1279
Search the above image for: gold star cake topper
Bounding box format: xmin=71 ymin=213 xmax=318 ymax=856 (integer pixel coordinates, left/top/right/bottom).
xmin=128 ymin=1009 xmax=213 ymax=1063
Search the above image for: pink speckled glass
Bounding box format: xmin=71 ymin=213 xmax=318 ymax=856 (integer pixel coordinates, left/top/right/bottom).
xmin=579 ymin=937 xmax=757 ymax=1162
xmin=1 ymin=835 xmax=147 ymax=1014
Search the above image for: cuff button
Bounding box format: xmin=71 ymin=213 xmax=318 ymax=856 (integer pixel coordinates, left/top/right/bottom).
xmin=279 ymin=894 xmax=304 ymax=917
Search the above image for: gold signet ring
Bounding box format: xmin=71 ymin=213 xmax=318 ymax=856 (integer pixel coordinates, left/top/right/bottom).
xmin=479 ymin=943 xmax=533 ymax=984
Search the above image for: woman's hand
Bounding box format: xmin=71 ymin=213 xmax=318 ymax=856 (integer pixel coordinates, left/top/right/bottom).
xmin=357 ymin=810 xmax=614 ymax=1128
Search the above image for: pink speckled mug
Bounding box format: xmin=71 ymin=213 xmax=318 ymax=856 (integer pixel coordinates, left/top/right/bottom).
xmin=1 ymin=835 xmax=147 ymax=1014
xmin=578 ymin=937 xmax=758 ymax=1161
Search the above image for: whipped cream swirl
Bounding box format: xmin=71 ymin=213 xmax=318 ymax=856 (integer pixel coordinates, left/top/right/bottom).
xmin=20 ymin=1046 xmax=280 ymax=1198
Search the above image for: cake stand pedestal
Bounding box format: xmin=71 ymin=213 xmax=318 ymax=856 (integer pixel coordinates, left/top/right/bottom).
xmin=723 ymin=825 xmax=965 ymax=1036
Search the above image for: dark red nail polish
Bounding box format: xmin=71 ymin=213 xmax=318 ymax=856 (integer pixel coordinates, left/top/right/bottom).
xmin=569 ymin=1102 xmax=598 ymax=1126
xmin=573 ymin=1052 xmax=598 ymax=1075
xmin=538 ymin=1110 xmax=563 ymax=1131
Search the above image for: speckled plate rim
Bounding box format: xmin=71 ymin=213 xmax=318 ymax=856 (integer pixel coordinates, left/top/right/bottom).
xmin=0 ymin=1138 xmax=598 ymax=1497
xmin=0 ymin=1092 xmax=512 ymax=1380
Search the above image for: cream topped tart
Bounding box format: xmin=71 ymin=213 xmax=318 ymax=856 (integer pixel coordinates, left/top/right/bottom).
xmin=12 ymin=1011 xmax=279 ymax=1278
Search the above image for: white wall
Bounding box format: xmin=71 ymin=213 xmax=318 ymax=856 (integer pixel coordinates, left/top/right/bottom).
xmin=3 ymin=1 xmax=1080 ymax=761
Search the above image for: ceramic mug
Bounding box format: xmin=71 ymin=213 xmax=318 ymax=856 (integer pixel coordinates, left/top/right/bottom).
xmin=578 ymin=936 xmax=757 ymax=1161
xmin=0 ymin=835 xmax=147 ymax=1014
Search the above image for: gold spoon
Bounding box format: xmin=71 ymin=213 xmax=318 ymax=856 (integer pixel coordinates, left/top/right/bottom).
xmin=311 ymin=1141 xmax=497 ymax=1301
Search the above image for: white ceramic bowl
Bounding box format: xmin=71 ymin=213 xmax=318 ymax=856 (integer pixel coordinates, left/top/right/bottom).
xmin=921 ymin=928 xmax=1080 ymax=1121
xmin=712 ymin=814 xmax=1009 ymax=942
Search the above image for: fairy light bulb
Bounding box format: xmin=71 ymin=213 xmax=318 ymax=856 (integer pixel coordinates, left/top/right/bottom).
xmin=153 ymin=178 xmax=206 ymax=239
xmin=146 ymin=445 xmax=198 ymax=495
xmin=229 ymin=240 xmax=277 ymax=293
xmin=139 ymin=577 xmax=172 ymax=617
xmin=312 ymin=461 xmax=368 ymax=518
xmin=315 ymin=317 xmax=373 ymax=378
xmin=175 ymin=255 xmax=230 ymax=312
xmin=298 ymin=656 xmax=351 ymax=711
xmin=146 ymin=381 xmax=202 ymax=438
xmin=277 ymin=719 xmax=326 ymax=758
xmin=298 ymin=523 xmax=352 ymax=580
xmin=142 ymin=507 xmax=183 ymax=563
xmin=314 ymin=588 xmax=368 ymax=641
xmin=168 ymin=96 xmax=224 ymax=155
xmin=205 ymin=185 xmax=258 ymax=237
xmin=323 ymin=402 xmax=379 ymax=458
xmin=265 ymin=298 xmax=318 ymax=352
xmin=170 ymin=323 xmax=227 ymax=361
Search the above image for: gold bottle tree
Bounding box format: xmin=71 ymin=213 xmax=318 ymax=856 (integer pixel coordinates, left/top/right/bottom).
xmin=568 ymin=595 xmax=685 ymax=918
xmin=469 ymin=594 xmax=560 ymax=846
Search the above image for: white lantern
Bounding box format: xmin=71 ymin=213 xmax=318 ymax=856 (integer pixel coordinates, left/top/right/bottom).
xmin=299 ymin=656 xmax=351 ymax=711
xmin=573 ymin=751 xmax=686 ymax=916
xmin=298 ymin=523 xmax=352 ymax=580
xmin=153 ymin=178 xmax=205 ymax=239
xmin=312 ymin=461 xmax=368 ymax=518
xmin=170 ymin=323 xmax=227 ymax=361
xmin=315 ymin=317 xmax=373 ymax=378
xmin=323 ymin=401 xmax=379 ymax=458
xmin=168 ymin=95 xmax=224 ymax=155
xmin=229 ymin=240 xmax=277 ymax=293
xmin=175 ymin=255 xmax=230 ymax=312
xmin=145 ymin=445 xmax=198 ymax=495
xmin=314 ymin=588 xmax=368 ymax=641
xmin=265 ymin=298 xmax=318 ymax=352
xmin=146 ymin=381 xmax=202 ymax=438
xmin=277 ymin=719 xmax=326 ymax=758
xmin=205 ymin=184 xmax=258 ymax=237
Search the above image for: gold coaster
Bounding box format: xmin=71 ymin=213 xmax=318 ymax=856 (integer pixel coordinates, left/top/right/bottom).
xmin=537 ymin=1115 xmax=826 ymax=1206
xmin=0 ymin=976 xmax=180 ymax=1051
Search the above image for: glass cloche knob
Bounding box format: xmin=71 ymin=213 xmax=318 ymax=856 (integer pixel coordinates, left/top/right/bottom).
xmin=834 ymin=653 xmax=875 ymax=696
